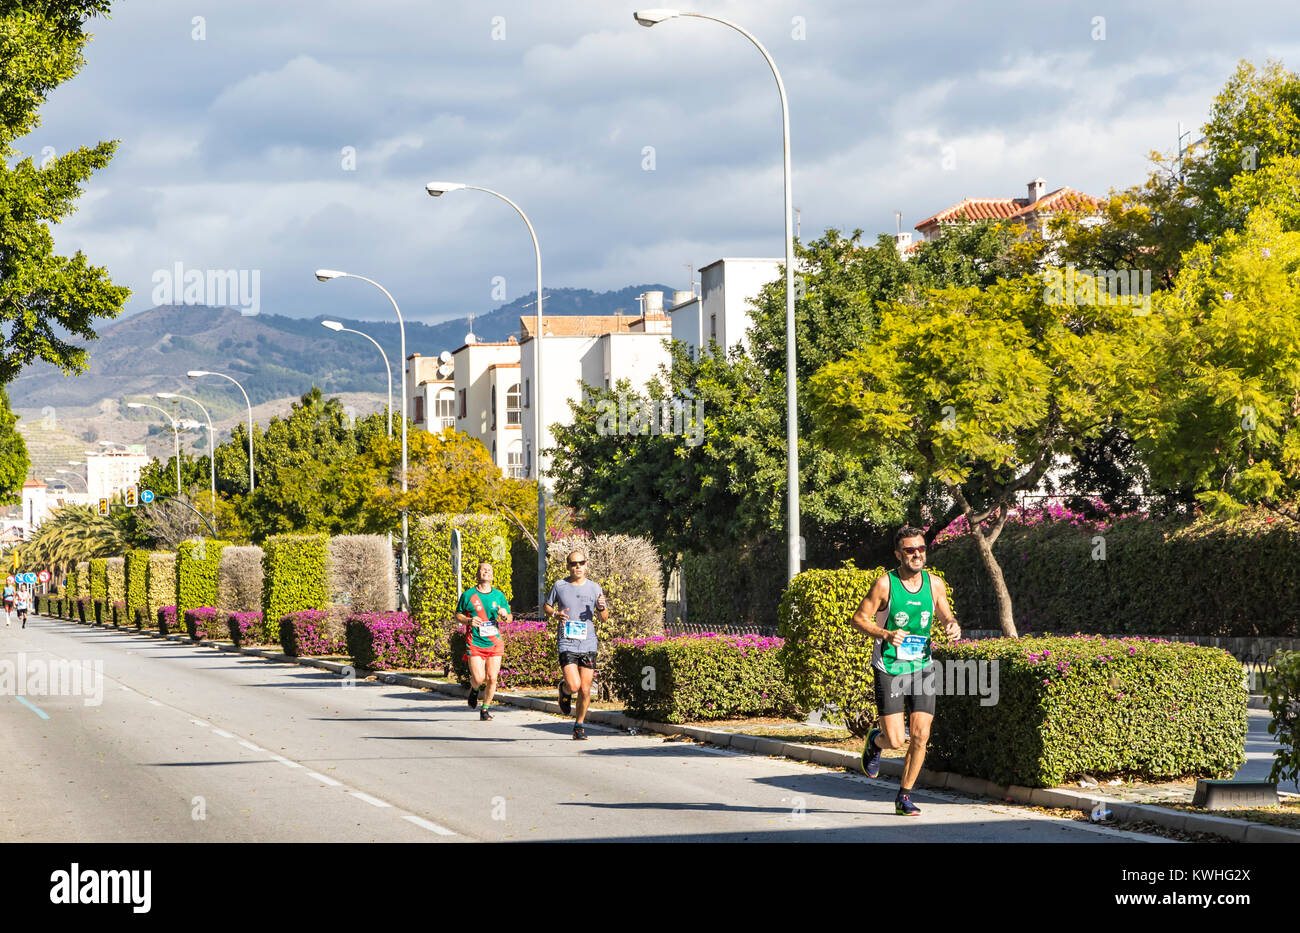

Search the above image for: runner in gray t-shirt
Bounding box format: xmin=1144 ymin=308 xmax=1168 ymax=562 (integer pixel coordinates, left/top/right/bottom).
xmin=544 ymin=548 xmax=609 ymax=740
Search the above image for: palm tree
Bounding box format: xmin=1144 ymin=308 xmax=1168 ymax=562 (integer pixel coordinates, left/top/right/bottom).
xmin=19 ymin=505 xmax=125 ymax=581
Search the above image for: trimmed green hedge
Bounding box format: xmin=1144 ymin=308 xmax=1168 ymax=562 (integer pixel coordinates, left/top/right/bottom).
xmin=146 ymin=552 xmax=175 ymax=620
xmin=64 ymin=572 xmax=77 ymax=602
xmin=125 ymin=549 xmax=149 ymax=618
xmin=261 ymin=534 xmax=329 ymax=643
xmin=929 ymin=507 xmax=1300 ymax=636
xmin=410 ymin=514 xmax=510 ymax=666
xmin=76 ymin=562 xmax=90 ymax=598
xmin=1267 ymin=649 xmax=1300 ymax=788
xmin=610 ymin=633 xmax=798 ymax=723
xmin=778 ymin=563 xmax=955 ymax=737
xmin=89 ymin=558 xmax=107 ymax=600
xmin=682 ymin=539 xmax=785 ymax=629
xmin=928 ymin=635 xmax=1247 ymax=787
xmin=176 ymin=540 xmax=229 ymax=615
xmin=106 ymin=557 xmax=125 ymax=608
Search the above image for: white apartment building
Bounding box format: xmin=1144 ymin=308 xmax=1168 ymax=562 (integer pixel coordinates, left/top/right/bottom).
xmin=85 ymin=448 xmax=147 ymax=502
xmin=668 ymin=258 xmax=782 ymax=357
xmin=407 ymin=353 xmax=456 ymax=435
xmin=519 ymin=305 xmax=672 ymax=481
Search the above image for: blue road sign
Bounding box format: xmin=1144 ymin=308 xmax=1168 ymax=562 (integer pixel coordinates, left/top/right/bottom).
xmin=141 ymin=490 xmax=155 ymax=504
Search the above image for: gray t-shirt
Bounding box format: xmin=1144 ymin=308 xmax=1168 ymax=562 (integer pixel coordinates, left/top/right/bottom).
xmin=548 ymin=578 xmax=604 ymax=654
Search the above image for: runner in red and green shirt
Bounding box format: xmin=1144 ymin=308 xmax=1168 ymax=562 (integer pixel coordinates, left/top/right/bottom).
xmin=455 ymin=562 xmax=512 ymax=721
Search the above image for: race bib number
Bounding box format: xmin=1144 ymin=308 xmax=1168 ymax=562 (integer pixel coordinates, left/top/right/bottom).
xmin=897 ymin=635 xmax=928 ymax=661
xmin=477 ymin=623 xmax=499 ymax=638
xmin=564 ymin=620 xmax=588 ymax=640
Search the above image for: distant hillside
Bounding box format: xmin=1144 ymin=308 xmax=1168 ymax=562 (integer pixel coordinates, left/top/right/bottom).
xmin=6 ymin=284 xmax=676 ymax=423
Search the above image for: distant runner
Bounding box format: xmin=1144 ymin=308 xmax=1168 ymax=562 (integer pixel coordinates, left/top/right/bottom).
xmin=454 ymin=562 xmax=512 ymax=721
xmin=14 ymin=585 xmax=29 ymax=629
xmin=3 ymin=580 xmax=13 ymax=627
xmin=544 ymin=549 xmax=608 ymax=741
xmin=850 ymin=525 xmax=961 ymax=815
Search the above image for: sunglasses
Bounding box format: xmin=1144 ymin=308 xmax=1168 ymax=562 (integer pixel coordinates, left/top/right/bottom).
xmin=568 ymin=560 xmax=586 ymax=567
xmin=901 ymin=546 xmax=926 ymax=555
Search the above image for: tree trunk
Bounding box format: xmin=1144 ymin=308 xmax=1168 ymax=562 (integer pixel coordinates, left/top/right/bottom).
xmin=972 ymin=523 xmax=1018 ymax=638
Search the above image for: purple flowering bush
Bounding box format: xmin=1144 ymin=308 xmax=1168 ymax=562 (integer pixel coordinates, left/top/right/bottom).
xmin=111 ymin=600 xmax=126 ymax=627
xmin=449 ymin=619 xmax=558 ymax=689
xmin=280 ymin=610 xmax=345 ymax=657
xmin=184 ymin=607 xmax=224 ymax=641
xmin=609 ymin=632 xmax=798 ymax=723
xmin=157 ymin=605 xmax=178 ymax=636
xmin=226 ymin=611 xmax=264 ymax=647
xmin=345 ymin=612 xmax=433 ymax=671
xmin=77 ymin=596 xmax=91 ymax=623
xmin=928 ymin=634 xmax=1247 ymax=787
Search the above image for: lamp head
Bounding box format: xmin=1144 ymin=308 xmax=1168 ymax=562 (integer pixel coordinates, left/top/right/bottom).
xmin=187 ymin=370 xmax=210 ymax=378
xmin=155 ymin=392 xmax=176 ymax=400
xmin=321 ymin=320 xmax=344 ymax=332
xmin=126 ymin=402 xmax=143 ymax=410
xmin=425 ymin=181 xmax=466 ymax=197
xmin=315 ymin=269 xmax=345 ymax=282
xmin=633 ymin=9 xmax=680 ymax=26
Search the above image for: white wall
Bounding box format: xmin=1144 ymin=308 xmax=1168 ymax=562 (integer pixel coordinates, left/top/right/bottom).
xmin=699 ymin=258 xmax=781 ymax=353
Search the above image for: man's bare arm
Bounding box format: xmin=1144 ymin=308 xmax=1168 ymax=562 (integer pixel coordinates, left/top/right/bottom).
xmin=850 ymin=576 xmax=893 ymax=640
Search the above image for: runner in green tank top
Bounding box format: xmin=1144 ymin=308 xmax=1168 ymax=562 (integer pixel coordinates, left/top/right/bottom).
xmin=850 ymin=525 xmax=961 ymax=815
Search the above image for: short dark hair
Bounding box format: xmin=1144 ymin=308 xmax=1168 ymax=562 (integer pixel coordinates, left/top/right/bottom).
xmin=894 ymin=525 xmax=925 ymax=550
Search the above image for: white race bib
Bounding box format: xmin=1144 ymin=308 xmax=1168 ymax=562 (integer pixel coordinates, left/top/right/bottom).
xmin=477 ymin=623 xmax=499 ymax=637
xmin=564 ymin=620 xmax=588 ymax=640
xmin=897 ymin=635 xmax=928 ymax=661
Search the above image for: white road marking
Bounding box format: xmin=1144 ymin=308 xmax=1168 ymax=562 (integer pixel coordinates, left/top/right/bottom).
xmin=349 ymin=791 xmax=391 ymax=808
xmin=305 ymin=771 xmax=342 ymax=786
xmin=212 ymin=728 xmax=234 ymax=739
xmin=402 ymin=814 xmax=457 ymax=836
xmin=190 ymin=719 xmax=210 ymax=728
xmin=271 ymin=755 xmax=303 ymax=769
xmin=147 ymin=700 xmax=162 ymax=707
xmin=238 ymin=740 xmax=263 ymax=752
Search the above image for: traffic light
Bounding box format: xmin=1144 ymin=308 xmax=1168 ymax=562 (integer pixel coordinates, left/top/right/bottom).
xmin=97 ymin=497 xmax=109 ymax=517
xmin=125 ymin=486 xmax=138 ymax=508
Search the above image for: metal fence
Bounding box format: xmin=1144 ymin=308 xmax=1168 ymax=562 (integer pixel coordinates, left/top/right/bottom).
xmin=663 ymin=621 xmax=779 ymax=638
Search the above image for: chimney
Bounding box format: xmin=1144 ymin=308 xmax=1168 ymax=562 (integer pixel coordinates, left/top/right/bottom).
xmin=1027 ymin=177 xmax=1045 ymax=203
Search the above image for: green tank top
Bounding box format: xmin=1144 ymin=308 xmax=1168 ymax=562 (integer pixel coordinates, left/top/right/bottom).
xmin=877 ymin=569 xmax=934 ymax=676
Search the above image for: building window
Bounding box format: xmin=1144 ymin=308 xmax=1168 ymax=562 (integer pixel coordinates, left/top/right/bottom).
xmin=524 ymin=379 xmax=530 ymax=409
xmin=458 ymin=389 xmax=467 ymax=419
xmin=507 ymin=441 xmax=524 ymax=479
xmin=491 ymin=392 xmax=497 ymax=431
xmin=710 ymin=314 xmax=717 ymax=340
xmin=492 ymin=440 xmax=497 ymax=462
xmin=506 ymin=383 xmax=521 ymax=425
xmin=414 ymin=396 xmax=424 ymax=424
xmin=435 ymin=388 xmax=455 ymax=431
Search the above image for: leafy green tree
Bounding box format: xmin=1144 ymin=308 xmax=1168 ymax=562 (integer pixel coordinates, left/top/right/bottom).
xmin=1117 ymin=211 xmax=1300 ymax=521
xmin=0 ymin=386 xmax=28 ymax=505
xmin=806 ymin=275 xmax=1134 ymax=636
xmin=0 ymin=1 xmax=128 ymax=384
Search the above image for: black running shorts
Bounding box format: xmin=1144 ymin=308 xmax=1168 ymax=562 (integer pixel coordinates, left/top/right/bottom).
xmin=873 ymin=664 xmax=937 ymax=717
xmin=559 ymin=651 xmax=597 ymax=670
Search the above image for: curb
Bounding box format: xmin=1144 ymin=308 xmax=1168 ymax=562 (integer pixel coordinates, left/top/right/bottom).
xmin=46 ymin=612 xmax=1300 ymax=843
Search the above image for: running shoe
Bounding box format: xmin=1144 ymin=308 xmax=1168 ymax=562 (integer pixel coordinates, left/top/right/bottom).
xmin=558 ymin=680 xmax=572 ymax=716
xmin=467 ymin=686 xmax=479 ymax=709
xmin=862 ymin=728 xmax=883 ymax=778
xmin=479 ymin=707 xmax=493 ymax=721
xmin=573 ymin=724 xmax=587 ymax=741
xmin=896 ymin=791 xmax=921 ymax=816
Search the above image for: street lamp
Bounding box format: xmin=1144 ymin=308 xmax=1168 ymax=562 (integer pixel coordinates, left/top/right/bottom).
xmin=127 ymin=402 xmax=189 ymax=496
xmin=157 ymin=392 xmax=217 ymax=532
xmin=633 ymin=8 xmax=802 ymax=581
xmin=189 ymin=370 xmax=255 ymax=494
xmin=425 ymin=181 xmax=547 ymax=612
xmin=315 ymin=269 xmax=409 ymax=609
xmin=322 ymin=320 xmax=393 ymax=438
xmin=53 ymin=470 xmax=87 ymax=492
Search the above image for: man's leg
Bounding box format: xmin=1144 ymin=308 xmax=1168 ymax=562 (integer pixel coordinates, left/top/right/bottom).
xmin=899 ymin=711 xmax=934 ymax=791
xmin=483 ymin=654 xmax=501 ymax=707
xmin=468 ymin=654 xmax=486 ymax=693
xmin=573 ymin=663 xmax=595 ymax=724
xmin=562 ymin=662 xmax=582 ymax=708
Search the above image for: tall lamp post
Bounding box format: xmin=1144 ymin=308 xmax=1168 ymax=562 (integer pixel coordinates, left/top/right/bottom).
xmin=425 ymin=181 xmax=547 ymax=612
xmin=189 ymin=370 xmax=256 ymax=493
xmin=157 ymin=392 xmax=218 ymax=533
xmin=315 ymin=270 xmax=409 ymax=609
xmin=633 ymin=8 xmax=801 ymax=581
xmin=321 ymin=320 xmax=393 ymax=437
xmin=127 ymin=402 xmax=189 ymax=496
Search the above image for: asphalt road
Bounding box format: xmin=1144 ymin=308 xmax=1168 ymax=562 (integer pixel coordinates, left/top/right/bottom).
xmin=0 ymin=614 xmax=1165 ymax=843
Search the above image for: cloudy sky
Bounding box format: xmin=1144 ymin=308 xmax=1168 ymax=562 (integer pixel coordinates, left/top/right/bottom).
xmin=21 ymin=0 xmax=1300 ymax=325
